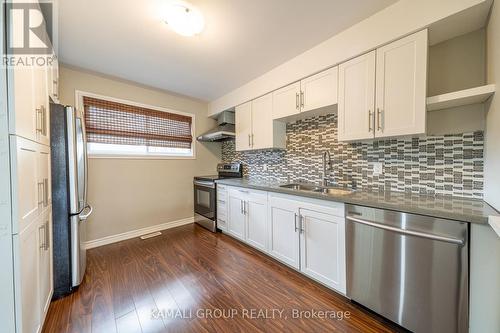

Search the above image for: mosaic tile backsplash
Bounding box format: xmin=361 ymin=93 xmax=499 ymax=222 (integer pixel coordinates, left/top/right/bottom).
xmin=221 ymin=113 xmax=484 ymax=198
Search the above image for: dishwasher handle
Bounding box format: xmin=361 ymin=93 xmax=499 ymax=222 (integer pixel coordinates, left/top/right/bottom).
xmin=346 ymin=216 xmax=465 ymax=246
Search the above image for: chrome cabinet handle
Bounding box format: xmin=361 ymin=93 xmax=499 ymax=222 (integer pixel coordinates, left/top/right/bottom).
xmin=299 ymin=215 xmax=305 ymax=233
xmin=37 ymin=182 xmax=44 ymax=207
xmin=36 ymin=108 xmax=43 ymax=133
xmin=295 ymin=93 xmax=299 ymax=109
xmin=294 ymin=213 xmax=299 ymax=232
xmin=346 ymin=216 xmax=465 ymax=245
xmin=251 ymin=134 xmax=254 ymax=147
xmin=39 ymin=224 xmax=46 ymax=249
xmin=300 ymin=91 xmax=304 ymax=108
xmin=42 ymin=105 xmax=47 ymax=136
xmin=44 ymin=220 xmax=49 ymax=250
xmin=248 ymin=134 xmax=251 ymax=147
xmin=368 ymin=110 xmax=373 ymax=132
xmin=240 ymin=200 xmax=243 ymax=214
xmin=377 ymin=108 xmax=383 ymax=131
xmin=43 ymin=178 xmax=49 ymax=207
xmin=244 ymin=201 xmax=248 ymax=215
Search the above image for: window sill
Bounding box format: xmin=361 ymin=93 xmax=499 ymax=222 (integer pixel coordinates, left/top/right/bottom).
xmin=88 ymin=154 xmax=196 ymax=160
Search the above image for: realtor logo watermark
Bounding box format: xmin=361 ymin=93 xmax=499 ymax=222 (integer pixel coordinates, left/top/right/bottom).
xmin=3 ymin=1 xmax=57 ymax=67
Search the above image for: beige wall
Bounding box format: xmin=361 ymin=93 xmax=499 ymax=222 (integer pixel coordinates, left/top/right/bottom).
xmin=59 ymin=66 xmax=221 ymax=241
xmin=469 ymin=2 xmax=500 ymax=332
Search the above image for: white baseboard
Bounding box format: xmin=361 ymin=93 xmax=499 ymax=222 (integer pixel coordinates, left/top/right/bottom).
xmin=84 ymin=217 xmax=194 ymax=249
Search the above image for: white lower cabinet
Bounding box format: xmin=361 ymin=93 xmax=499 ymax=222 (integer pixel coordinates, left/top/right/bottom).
xmin=228 ymin=190 xmax=247 ymax=241
xmin=225 ymin=186 xmax=346 ymax=294
xmin=216 ymin=185 xmax=228 ymax=232
xmin=14 ymin=206 xmax=53 ymax=333
xmin=299 ymin=208 xmax=346 ymax=294
xmin=227 ymin=188 xmax=269 ymax=251
xmin=268 ymin=196 xmax=300 ymax=269
xmin=245 ymin=191 xmax=268 ymax=251
xmin=38 ymin=208 xmax=53 ymax=321
xmin=15 ymin=218 xmax=40 ymax=333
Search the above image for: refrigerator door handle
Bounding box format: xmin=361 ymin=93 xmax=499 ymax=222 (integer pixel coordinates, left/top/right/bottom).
xmin=80 ymin=111 xmax=89 ymax=206
xmin=79 ymin=204 xmax=93 ymax=221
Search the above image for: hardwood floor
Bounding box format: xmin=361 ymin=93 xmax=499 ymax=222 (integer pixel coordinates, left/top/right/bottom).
xmin=43 ymin=224 xmax=402 ymax=333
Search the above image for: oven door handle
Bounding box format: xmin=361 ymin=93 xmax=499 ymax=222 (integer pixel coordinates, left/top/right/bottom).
xmin=194 ymin=180 xmax=215 ymax=188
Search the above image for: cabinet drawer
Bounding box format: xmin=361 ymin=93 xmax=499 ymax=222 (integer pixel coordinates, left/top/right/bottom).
xmin=217 ymin=219 xmax=227 ymax=232
xmin=217 ymin=191 xmax=227 ymax=200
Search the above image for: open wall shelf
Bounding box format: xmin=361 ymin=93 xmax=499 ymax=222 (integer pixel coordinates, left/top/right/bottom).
xmin=427 ymin=84 xmax=496 ymax=111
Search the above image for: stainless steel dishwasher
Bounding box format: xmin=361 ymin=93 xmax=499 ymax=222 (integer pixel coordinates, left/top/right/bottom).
xmin=346 ymin=205 xmax=468 ymax=333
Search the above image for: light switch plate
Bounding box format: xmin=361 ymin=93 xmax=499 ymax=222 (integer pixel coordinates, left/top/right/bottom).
xmin=373 ymin=162 xmax=383 ymax=176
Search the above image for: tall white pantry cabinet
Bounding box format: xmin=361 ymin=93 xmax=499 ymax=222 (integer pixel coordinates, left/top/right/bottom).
xmin=1 ymin=2 xmax=59 ymax=332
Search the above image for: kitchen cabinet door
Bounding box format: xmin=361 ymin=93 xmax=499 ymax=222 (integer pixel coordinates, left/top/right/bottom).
xmin=32 ymin=65 xmax=50 ymax=146
xmin=338 ymin=51 xmax=376 ymax=141
xmin=48 ymin=52 xmax=59 ymax=103
xmin=299 ymin=208 xmax=346 ymax=294
xmin=235 ymin=101 xmax=252 ymax=151
xmin=9 ymin=66 xmax=37 ymax=142
xmin=38 ymin=208 xmax=53 ymax=321
xmin=38 ymin=145 xmax=51 ymax=214
xmin=245 ymin=191 xmax=268 ymax=252
xmin=375 ymin=30 xmax=427 ymax=138
xmin=268 ymin=196 xmax=300 ymax=269
xmin=216 ymin=185 xmax=228 ymax=232
xmin=272 ymin=82 xmax=301 ymax=120
xmin=251 ymin=93 xmax=274 ymax=150
xmin=14 ymin=216 xmax=41 ymax=333
xmin=227 ymin=191 xmax=246 ymax=241
xmin=301 ymin=67 xmax=338 ymax=113
xmin=10 ymin=137 xmax=40 ymax=234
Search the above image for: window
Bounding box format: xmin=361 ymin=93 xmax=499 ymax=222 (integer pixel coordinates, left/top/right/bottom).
xmin=80 ymin=93 xmax=195 ymax=158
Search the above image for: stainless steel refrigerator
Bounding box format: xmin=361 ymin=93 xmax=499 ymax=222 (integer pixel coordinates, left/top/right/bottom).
xmin=50 ymin=103 xmax=92 ymax=299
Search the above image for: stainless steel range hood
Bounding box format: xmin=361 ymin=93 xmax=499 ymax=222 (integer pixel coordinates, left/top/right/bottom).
xmin=197 ymin=111 xmax=235 ymax=142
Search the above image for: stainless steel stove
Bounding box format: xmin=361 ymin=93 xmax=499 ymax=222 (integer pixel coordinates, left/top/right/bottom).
xmin=193 ymin=163 xmax=242 ymax=232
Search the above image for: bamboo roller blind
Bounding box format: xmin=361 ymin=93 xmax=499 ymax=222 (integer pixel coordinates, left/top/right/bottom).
xmin=83 ymin=96 xmax=193 ymax=149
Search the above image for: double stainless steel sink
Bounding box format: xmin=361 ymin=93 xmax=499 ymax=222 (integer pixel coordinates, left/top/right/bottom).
xmin=279 ymin=183 xmax=355 ymax=196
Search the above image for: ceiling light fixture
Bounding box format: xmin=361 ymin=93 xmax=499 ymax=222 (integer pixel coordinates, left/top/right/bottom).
xmin=163 ymin=1 xmax=205 ymax=37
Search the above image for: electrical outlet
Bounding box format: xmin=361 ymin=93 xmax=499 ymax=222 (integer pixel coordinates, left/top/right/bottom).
xmin=373 ymin=162 xmax=383 ymax=176
xmin=263 ymin=164 xmax=268 ymax=171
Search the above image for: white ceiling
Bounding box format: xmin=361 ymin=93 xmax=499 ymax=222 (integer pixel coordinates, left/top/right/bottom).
xmin=58 ymin=0 xmax=398 ymax=101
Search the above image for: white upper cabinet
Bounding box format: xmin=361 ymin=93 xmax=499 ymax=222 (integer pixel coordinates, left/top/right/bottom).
xmin=235 ymin=101 xmax=253 ymax=151
xmin=272 ymin=82 xmax=301 ymax=120
xmin=47 ymin=52 xmax=59 ymax=103
xmin=251 ymin=93 xmax=276 ymax=150
xmin=235 ymin=93 xmax=286 ymax=151
xmin=272 ymin=67 xmax=338 ymax=120
xmin=338 ymin=51 xmax=376 ymax=141
xmin=301 ymin=67 xmax=338 ymax=113
xmin=7 ymin=8 xmax=50 ymax=146
xmin=375 ymin=30 xmax=427 ymax=138
xmin=338 ymin=30 xmax=428 ymax=142
xmin=10 ymin=67 xmax=37 ymax=142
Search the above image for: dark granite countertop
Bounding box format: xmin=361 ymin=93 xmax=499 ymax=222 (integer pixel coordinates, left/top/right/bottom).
xmin=215 ymin=178 xmax=498 ymax=224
